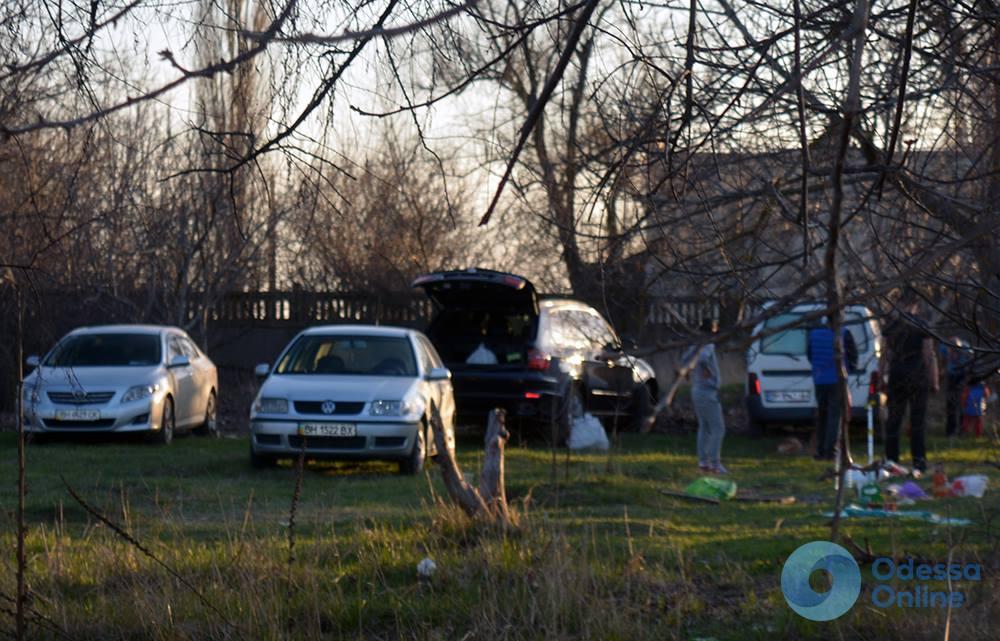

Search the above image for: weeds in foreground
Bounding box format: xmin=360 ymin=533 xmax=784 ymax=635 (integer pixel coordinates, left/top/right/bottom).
xmin=1 ymin=432 xmax=997 ymax=640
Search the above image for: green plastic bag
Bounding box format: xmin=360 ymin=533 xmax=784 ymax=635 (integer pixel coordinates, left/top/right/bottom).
xmin=684 ymin=476 xmax=737 ymax=501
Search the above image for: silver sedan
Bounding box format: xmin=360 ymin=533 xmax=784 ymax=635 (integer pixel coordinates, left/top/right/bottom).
xmin=249 ymin=325 xmax=456 ymax=474
xmin=20 ymin=325 xmax=219 ymax=444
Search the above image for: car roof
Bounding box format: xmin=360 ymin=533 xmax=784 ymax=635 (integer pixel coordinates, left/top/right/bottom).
xmin=761 ymin=300 xmax=874 ymax=314
xmin=300 ymin=324 xmax=415 ymax=338
xmin=68 ymin=324 xmax=178 ymax=335
xmin=539 ymin=298 xmax=599 ymax=313
xmin=412 ymin=267 xmax=530 ymax=287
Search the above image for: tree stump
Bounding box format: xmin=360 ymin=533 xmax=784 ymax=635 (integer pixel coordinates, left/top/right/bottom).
xmin=478 ymin=409 xmax=510 ymax=522
xmin=429 ymin=402 xmax=511 ymax=525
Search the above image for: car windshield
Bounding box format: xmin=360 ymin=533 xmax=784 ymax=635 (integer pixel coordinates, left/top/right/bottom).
xmin=45 ymin=333 xmax=161 ymax=367
xmin=760 ymin=311 xmax=870 ymax=355
xmin=274 ymin=335 xmax=418 ymax=376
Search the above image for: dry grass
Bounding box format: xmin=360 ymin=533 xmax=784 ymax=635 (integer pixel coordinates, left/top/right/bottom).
xmin=1 ymin=423 xmax=997 ymax=640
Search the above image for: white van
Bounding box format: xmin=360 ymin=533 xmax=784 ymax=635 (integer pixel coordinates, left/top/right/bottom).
xmin=745 ymin=302 xmax=884 ymax=431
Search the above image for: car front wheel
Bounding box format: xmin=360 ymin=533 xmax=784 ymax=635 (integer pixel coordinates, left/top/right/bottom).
xmin=150 ymin=397 xmax=175 ymax=446
xmin=399 ymin=425 xmax=426 ymax=475
xmin=630 ymin=383 xmax=655 ymax=432
xmin=249 ymin=440 xmax=279 ymax=468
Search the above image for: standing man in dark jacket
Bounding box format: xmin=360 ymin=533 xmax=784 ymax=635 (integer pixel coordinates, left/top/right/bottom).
xmin=880 ymin=294 xmax=940 ymax=473
xmin=807 ymin=317 xmax=858 ymax=460
xmin=939 ymin=337 xmax=972 ymax=436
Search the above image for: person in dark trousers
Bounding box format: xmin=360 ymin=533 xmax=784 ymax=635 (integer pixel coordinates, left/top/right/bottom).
xmin=880 ymin=294 xmax=940 ymax=474
xmin=806 ymin=317 xmax=858 ymax=460
xmin=939 ymin=337 xmax=972 ymax=436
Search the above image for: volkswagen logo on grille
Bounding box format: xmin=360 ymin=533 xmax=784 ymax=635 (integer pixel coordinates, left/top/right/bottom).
xmin=321 ymin=400 xmax=337 ymax=415
xmin=73 ymin=389 xmax=87 ymax=402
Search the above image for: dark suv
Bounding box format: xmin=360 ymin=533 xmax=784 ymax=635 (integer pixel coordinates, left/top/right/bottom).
xmin=412 ymin=269 xmax=658 ymax=438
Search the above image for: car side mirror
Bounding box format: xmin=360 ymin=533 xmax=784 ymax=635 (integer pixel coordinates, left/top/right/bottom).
xmin=426 ymin=367 xmax=451 ymax=381
xmin=168 ymin=355 xmax=191 ymax=369
xmin=25 ymin=355 xmax=40 ymax=368
xmin=254 ymin=362 xmax=271 ymax=378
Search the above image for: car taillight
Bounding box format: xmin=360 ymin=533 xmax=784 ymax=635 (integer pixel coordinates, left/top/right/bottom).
xmin=527 ymin=348 xmax=551 ymax=371
xmin=748 ymin=373 xmax=761 ymax=396
xmin=868 ymin=371 xmax=879 ymax=397
xmin=501 ymin=275 xmax=526 ymax=289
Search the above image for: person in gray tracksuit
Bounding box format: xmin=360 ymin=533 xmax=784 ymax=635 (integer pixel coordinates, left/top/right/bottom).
xmin=683 ymin=319 xmax=727 ymax=474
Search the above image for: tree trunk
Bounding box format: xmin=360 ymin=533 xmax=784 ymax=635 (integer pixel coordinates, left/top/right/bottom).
xmin=829 ymin=0 xmax=870 ymax=544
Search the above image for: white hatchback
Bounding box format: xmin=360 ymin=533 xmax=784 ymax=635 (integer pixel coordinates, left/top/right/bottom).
xmin=745 ymin=303 xmax=885 ymax=431
xmin=249 ymin=325 xmax=456 ymax=474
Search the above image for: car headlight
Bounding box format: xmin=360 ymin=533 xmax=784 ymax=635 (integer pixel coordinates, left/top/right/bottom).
xmin=121 ymin=384 xmax=159 ymax=404
xmin=254 ymin=397 xmax=289 ymax=414
xmin=21 ymin=386 xmax=39 ymax=415
xmin=370 ymin=395 xmax=425 ymax=419
xmin=369 ymin=400 xmax=402 ymax=416
xmin=22 ymin=386 xmax=39 ymax=404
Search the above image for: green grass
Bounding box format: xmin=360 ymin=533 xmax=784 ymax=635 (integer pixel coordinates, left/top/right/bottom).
xmin=1 ymin=424 xmax=997 ymax=640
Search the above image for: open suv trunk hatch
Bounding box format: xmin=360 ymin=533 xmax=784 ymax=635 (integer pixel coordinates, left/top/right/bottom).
xmin=412 ymin=269 xmax=540 ymax=368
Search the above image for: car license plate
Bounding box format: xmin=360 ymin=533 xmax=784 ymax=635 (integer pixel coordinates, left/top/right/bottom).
xmin=765 ymin=391 xmax=810 ymax=403
xmin=298 ymin=423 xmax=357 ymax=437
xmin=55 ymin=409 xmax=101 ymax=421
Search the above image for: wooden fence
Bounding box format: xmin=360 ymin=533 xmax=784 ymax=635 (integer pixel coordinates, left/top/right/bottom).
xmin=199 ymin=290 xmax=433 ymax=328
xmin=0 ymin=287 xmax=720 ymax=413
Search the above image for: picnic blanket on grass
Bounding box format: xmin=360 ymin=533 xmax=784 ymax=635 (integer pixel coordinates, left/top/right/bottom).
xmin=823 ymin=504 xmax=972 ymax=526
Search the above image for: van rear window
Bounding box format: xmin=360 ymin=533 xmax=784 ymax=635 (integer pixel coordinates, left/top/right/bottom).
xmin=760 ymin=314 xmax=807 ymax=355
xmin=760 ymin=312 xmax=869 ymax=355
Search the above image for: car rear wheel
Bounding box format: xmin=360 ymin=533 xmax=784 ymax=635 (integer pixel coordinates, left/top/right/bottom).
xmin=399 ymin=425 xmax=427 ymax=475
xmin=150 ymin=397 xmax=175 ymax=446
xmin=193 ymin=391 xmax=218 ymax=437
xmin=553 ymin=383 xmax=584 ymax=447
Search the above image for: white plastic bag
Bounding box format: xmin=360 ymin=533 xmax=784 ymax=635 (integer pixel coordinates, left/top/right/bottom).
xmin=951 ymin=475 xmax=988 ymax=498
xmin=568 ymin=413 xmax=610 ymax=451
xmin=417 ymin=557 xmax=437 ymax=578
xmin=466 ymin=343 xmax=498 ymax=365
xmin=845 ymin=469 xmax=872 ymax=489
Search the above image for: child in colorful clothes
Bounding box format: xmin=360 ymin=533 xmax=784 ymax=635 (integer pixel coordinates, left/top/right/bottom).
xmin=961 ymin=380 xmax=992 ymax=437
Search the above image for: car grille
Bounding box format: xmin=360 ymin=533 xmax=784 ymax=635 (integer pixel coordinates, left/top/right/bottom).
xmin=293 ymin=401 xmax=365 ymax=415
xmin=374 ymin=437 xmax=406 ymax=448
xmin=287 ymin=435 xmax=366 ymax=450
xmin=47 ymin=391 xmax=115 ymax=405
xmin=43 ymin=418 xmax=116 ymax=429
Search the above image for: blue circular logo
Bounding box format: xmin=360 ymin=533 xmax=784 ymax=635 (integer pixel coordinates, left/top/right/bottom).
xmin=781 ymin=541 xmax=861 ymax=621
